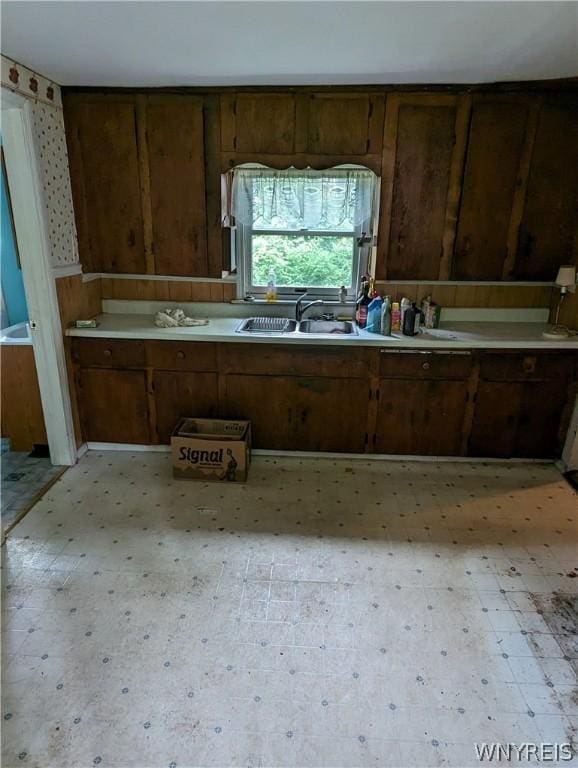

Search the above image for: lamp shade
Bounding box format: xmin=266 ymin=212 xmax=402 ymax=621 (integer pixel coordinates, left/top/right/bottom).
xmin=555 ymin=265 xmax=576 ymax=288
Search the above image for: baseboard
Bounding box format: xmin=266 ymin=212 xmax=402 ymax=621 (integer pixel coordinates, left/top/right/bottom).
xmin=84 ymin=443 xmax=553 ymax=464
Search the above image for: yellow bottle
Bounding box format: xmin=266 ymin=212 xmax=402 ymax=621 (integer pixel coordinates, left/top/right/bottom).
xmin=391 ymin=301 xmax=401 ymax=331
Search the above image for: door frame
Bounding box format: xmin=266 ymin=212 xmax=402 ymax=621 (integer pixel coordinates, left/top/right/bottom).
xmin=1 ymin=87 xmax=76 ymax=465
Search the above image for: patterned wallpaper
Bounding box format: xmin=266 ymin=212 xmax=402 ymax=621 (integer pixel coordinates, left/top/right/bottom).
xmin=1 ymin=55 xmax=79 ymax=268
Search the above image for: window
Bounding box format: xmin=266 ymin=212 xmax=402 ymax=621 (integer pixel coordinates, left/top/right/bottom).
xmin=230 ymin=166 xmax=378 ymax=300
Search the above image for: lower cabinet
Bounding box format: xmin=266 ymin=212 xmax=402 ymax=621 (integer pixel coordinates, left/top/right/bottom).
xmin=221 ymin=374 xmax=368 ymax=452
xmin=375 ymin=378 xmax=467 ymax=455
xmin=153 ymin=371 xmax=219 ymax=443
xmin=77 ymin=368 xmax=150 ymax=444
xmin=469 ymin=379 xmax=570 ymax=458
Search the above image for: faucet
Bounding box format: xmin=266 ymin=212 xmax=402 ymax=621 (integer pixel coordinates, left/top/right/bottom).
xmin=295 ymin=292 xmax=324 ymax=322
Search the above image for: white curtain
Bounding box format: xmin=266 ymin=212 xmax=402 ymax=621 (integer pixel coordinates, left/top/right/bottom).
xmin=230 ymin=166 xmax=377 ymax=232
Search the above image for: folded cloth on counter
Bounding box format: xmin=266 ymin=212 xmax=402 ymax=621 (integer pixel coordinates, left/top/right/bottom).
xmin=154 ymin=309 xmax=209 ymax=328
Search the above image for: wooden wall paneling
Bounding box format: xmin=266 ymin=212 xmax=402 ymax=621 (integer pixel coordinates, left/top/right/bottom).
xmin=219 ymin=94 xmax=236 ymax=151
xmin=377 ymin=94 xmax=462 ymax=280
xmin=1 ymin=345 xmax=47 ymax=451
xmin=146 ymin=95 xmax=208 ymax=277
xmin=135 ymin=95 xmax=155 ymax=274
xmin=514 ymin=94 xmax=578 ymax=279
xmin=62 ymin=99 xmax=94 ymax=272
xmin=304 ymin=93 xmax=380 ymax=155
xmin=66 ymin=96 xmax=146 ymax=274
xmin=439 ymin=94 xmax=471 ymax=279
xmin=204 ymin=95 xmax=228 ymax=276
xmin=502 ymin=98 xmax=541 ymax=279
xmin=453 ymin=94 xmax=535 ymax=280
xmin=235 ymin=94 xmax=296 ymax=154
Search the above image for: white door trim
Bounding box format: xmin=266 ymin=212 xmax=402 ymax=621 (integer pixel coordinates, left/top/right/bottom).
xmin=2 ymin=88 xmax=77 ymax=465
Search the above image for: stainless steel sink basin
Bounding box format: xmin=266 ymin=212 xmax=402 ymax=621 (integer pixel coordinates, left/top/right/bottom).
xmin=298 ymin=319 xmax=357 ymax=335
xmin=236 ymin=317 xmax=297 ymax=334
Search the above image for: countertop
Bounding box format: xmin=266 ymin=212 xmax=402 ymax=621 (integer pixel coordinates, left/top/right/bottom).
xmin=66 ymin=313 xmax=578 ymax=350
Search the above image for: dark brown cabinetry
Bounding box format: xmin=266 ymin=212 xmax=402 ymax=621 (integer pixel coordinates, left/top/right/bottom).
xmin=221 ymin=94 xmax=297 ymax=154
xmin=146 ymin=96 xmax=208 ymax=276
xmin=77 ymin=368 xmax=150 ymax=444
xmin=70 ymin=338 xmax=576 ymax=459
xmin=375 ymin=351 xmax=472 ymax=455
xmin=514 ymin=95 xmax=578 ymax=280
xmin=303 ymin=93 xmax=383 ymax=155
xmin=64 ymin=97 xmax=146 ymax=274
xmin=468 ymin=353 xmax=575 ymax=458
xmin=453 ymin=95 xmax=535 ymax=280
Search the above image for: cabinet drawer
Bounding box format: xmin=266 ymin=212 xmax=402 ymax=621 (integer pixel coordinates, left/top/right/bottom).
xmin=145 ymin=341 xmax=217 ymax=371
xmin=71 ymin=338 xmax=145 ymax=368
xmin=479 ymin=353 xmax=575 ymax=382
xmin=220 ymin=344 xmax=371 ymax=378
xmin=379 ymin=350 xmax=472 ymax=380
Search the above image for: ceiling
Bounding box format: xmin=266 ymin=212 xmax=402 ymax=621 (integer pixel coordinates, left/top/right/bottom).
xmin=1 ymin=1 xmax=577 ymax=87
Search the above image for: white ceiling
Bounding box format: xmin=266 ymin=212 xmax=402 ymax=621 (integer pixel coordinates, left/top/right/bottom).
xmin=1 ymin=1 xmax=577 ymax=87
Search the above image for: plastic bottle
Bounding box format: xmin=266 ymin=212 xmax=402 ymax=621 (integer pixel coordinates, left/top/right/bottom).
xmin=355 ymin=280 xmax=371 ymax=328
xmin=400 ymin=297 xmax=411 ymax=331
xmin=402 ymin=302 xmax=421 ymax=336
xmin=366 ymin=295 xmax=383 ymax=334
xmin=380 ymin=295 xmax=392 ymax=336
xmin=265 ymin=270 xmax=277 ymax=302
xmin=391 ymin=301 xmax=401 ymax=332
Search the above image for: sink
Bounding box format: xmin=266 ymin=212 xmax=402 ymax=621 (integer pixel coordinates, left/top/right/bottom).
xmin=298 ymin=320 xmax=357 ymax=335
xmin=237 ymin=317 xmax=297 ymax=334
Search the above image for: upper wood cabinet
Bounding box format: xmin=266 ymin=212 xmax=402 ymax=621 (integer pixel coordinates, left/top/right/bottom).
xmin=220 ymin=91 xmax=384 ymax=157
xmin=221 ymin=93 xmax=297 ymax=154
xmin=514 ymin=95 xmax=578 ymax=280
xmin=376 ymin=94 xmax=469 ymax=280
xmin=453 ymin=95 xmax=536 ymax=280
xmin=145 ymin=95 xmax=208 ymax=276
xmin=64 ymin=97 xmax=146 ymax=274
xmin=301 ymin=93 xmax=383 ymax=155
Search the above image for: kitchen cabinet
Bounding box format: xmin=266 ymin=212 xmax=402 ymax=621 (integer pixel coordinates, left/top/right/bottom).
xmin=220 ymin=93 xmax=297 ymax=154
xmin=375 ymin=378 xmax=467 ymax=456
xmin=221 ymin=374 xmax=368 ymax=452
xmin=453 ymin=95 xmax=535 ymax=280
xmin=514 ymin=95 xmax=578 ymax=279
xmin=153 ymin=371 xmax=219 ymax=443
xmin=64 ymin=97 xmax=146 ymax=274
xmin=146 ymin=95 xmax=208 ymax=276
xmin=375 ymin=351 xmax=472 ymax=455
xmin=301 ymin=93 xmax=383 ymax=155
xmin=377 ymin=94 xmax=468 ymax=280
xmin=76 ymin=368 xmax=150 ymax=444
xmin=468 ymin=352 xmax=575 ymax=458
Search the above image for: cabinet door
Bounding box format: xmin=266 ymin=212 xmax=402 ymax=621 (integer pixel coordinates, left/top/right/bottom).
xmin=453 ymin=96 xmax=534 ymax=280
xmin=515 ymin=381 xmax=569 ymax=459
xmin=303 ymin=93 xmax=381 ymax=155
xmin=468 ymin=381 xmax=522 ymax=458
xmin=375 ymin=379 xmax=467 ymax=456
xmin=64 ymin=97 xmax=145 ymax=274
xmin=78 ymin=368 xmax=149 ymax=444
xmin=221 ymin=374 xmax=296 ymax=450
xmin=221 ymin=94 xmax=296 ymax=154
xmin=377 ymin=94 xmax=467 ymax=280
xmin=291 ymin=376 xmax=368 ymax=453
xmin=146 ymin=96 xmax=208 ymax=276
xmin=515 ymin=95 xmax=578 ymax=279
xmin=153 ymin=371 xmax=219 ymax=444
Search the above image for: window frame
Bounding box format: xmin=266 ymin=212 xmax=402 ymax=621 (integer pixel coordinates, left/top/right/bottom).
xmin=232 ymin=165 xmax=377 ymax=302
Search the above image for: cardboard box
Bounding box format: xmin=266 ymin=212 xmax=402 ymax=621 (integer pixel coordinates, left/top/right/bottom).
xmin=171 ymin=417 xmax=251 ymax=482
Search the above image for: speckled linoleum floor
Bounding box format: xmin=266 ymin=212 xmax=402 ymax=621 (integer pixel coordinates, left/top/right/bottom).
xmin=1 ymin=452 xmax=577 ymax=768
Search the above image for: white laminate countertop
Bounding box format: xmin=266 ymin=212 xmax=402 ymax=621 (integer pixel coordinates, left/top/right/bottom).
xmin=66 ymin=313 xmax=578 ymax=350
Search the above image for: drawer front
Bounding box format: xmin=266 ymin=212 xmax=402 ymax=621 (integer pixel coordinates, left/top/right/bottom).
xmin=220 ymin=344 xmax=371 ymax=378
xmin=479 ymin=353 xmax=576 ymax=382
xmin=71 ymin=338 xmax=146 ymax=368
xmin=145 ymin=341 xmax=217 ymax=371
xmin=379 ymin=350 xmax=472 ymax=380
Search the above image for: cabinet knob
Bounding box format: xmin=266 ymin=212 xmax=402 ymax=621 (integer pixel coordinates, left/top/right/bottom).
xmin=103 ymin=348 xmax=112 ymax=357
xmin=177 ymin=351 xmax=185 ymax=360
xmin=422 ymin=361 xmax=430 ymax=370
